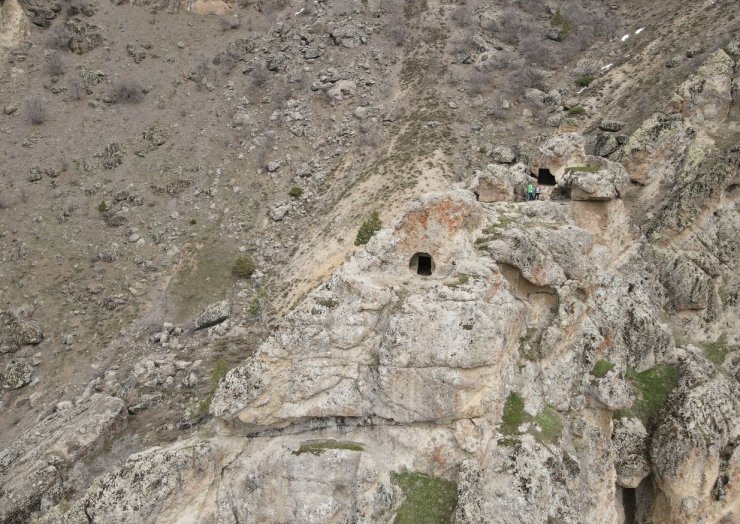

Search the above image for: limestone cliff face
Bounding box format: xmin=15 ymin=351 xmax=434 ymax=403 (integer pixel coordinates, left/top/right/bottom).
xmin=3 ymin=27 xmax=739 ymax=524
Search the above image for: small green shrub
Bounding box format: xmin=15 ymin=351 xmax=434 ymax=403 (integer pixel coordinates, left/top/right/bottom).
xmin=575 ymin=74 xmax=594 ymax=87
xmin=551 ymin=9 xmax=572 ymax=36
xmin=568 ymin=105 xmax=586 ymax=115
xmin=192 ymin=358 xmax=230 ymax=422
xmin=248 ymin=288 xmax=269 ymax=325
xmin=591 ymin=359 xmax=615 ymax=378
xmin=98 ymin=200 xmax=108 ymax=213
xmin=232 ymin=255 xmax=255 ymax=278
xmin=354 ymin=211 xmax=382 ymax=246
xmin=288 ymin=186 xmax=304 ymax=199
xmin=391 ymin=471 xmax=458 ymax=524
xmin=190 ymin=218 xmax=197 ymax=225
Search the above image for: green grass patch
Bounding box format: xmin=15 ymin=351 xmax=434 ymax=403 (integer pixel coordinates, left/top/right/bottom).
xmin=354 ymin=210 xmax=382 ymax=246
xmin=500 ymin=392 xmax=563 ymax=443
xmin=533 ymin=406 xmax=562 ymax=443
xmin=288 ymin=186 xmax=304 ymax=199
xmin=616 ymin=364 xmax=679 ymax=428
xmin=591 ymin=359 xmax=615 ymax=378
xmin=391 ymin=471 xmax=458 ymax=524
xmin=501 ymin=392 xmax=527 ymax=435
xmin=293 ymin=440 xmax=364 ymax=456
xmin=565 ymin=165 xmax=600 ymax=174
xmin=701 ymin=335 xmax=734 ymax=366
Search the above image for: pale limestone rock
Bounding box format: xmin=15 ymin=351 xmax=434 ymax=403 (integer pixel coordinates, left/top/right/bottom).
xmin=0 ymin=394 xmax=126 ymax=523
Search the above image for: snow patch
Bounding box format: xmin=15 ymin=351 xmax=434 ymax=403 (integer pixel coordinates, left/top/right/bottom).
xmin=635 ymin=27 xmax=645 ymax=34
xmin=601 ymin=63 xmax=613 ymax=71
xmin=621 ymin=34 xmax=630 ymax=42
xmin=294 ymin=7 xmax=304 ymax=15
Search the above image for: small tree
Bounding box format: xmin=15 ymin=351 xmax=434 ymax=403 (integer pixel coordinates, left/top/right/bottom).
xmin=354 ymin=211 xmax=382 ymax=246
xmin=232 ymin=255 xmax=255 ymax=278
xmin=288 ymin=186 xmax=303 ymax=199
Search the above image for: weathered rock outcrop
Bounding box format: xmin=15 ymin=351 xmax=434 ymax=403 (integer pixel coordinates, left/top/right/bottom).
xmin=0 ymin=394 xmax=126 ymax=524
xmin=0 ymin=0 xmax=30 ymax=50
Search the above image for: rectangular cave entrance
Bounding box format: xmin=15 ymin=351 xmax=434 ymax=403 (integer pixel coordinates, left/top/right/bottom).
xmin=538 ymin=168 xmax=557 ymax=185
xmin=417 ymin=254 xmax=433 ymax=276
xmin=410 ymin=252 xmax=434 ymax=276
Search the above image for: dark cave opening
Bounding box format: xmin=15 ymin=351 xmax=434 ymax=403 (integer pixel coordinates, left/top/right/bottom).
xmin=537 ymin=168 xmax=557 ymax=185
xmin=409 ymin=252 xmax=434 ymax=276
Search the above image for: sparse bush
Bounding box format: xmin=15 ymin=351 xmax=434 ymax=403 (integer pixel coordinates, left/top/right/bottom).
xmin=508 ymin=66 xmax=547 ymax=93
xmin=49 ymin=25 xmax=71 ymax=50
xmin=25 ymin=98 xmax=47 ymax=125
xmin=496 ymin=12 xmax=524 ymax=44
xmin=110 ymin=79 xmax=143 ymax=103
xmin=520 ymin=35 xmax=557 ymax=69
xmin=232 ymin=255 xmax=256 ymax=278
xmin=568 ymin=105 xmax=586 ymax=115
xmin=575 ymin=74 xmax=594 ymax=87
xmin=97 ymin=200 xmax=108 ymax=213
xmin=219 ymin=14 xmax=241 ymax=31
xmin=248 ymin=288 xmax=269 ymax=325
xmin=192 ymin=358 xmax=230 ymax=422
xmin=47 ymin=52 xmax=66 ymax=76
xmin=288 ymin=186 xmax=303 ymax=199
xmin=354 ymin=211 xmax=382 ymax=246
xmin=551 ymin=9 xmax=572 ymax=37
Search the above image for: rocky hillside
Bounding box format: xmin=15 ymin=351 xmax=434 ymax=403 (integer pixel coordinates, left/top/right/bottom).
xmin=0 ymin=0 xmax=738 ymax=523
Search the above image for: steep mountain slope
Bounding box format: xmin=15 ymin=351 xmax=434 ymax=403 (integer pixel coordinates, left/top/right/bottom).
xmin=0 ymin=0 xmax=738 ymax=523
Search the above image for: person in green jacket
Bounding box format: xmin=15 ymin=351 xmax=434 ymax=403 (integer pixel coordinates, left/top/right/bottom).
xmin=527 ymin=183 xmax=534 ymax=201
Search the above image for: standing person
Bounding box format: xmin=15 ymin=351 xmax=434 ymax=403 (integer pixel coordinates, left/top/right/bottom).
xmin=527 ymin=183 xmax=534 ymax=201
xmin=535 ymin=185 xmax=541 ymax=200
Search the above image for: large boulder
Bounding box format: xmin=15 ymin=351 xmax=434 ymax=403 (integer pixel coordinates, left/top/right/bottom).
xmin=474 ymin=163 xmax=531 ymax=202
xmin=194 ymin=300 xmax=231 ymax=330
xmin=1 ymin=358 xmax=33 ymax=389
xmin=563 ymin=158 xmax=629 ymax=201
